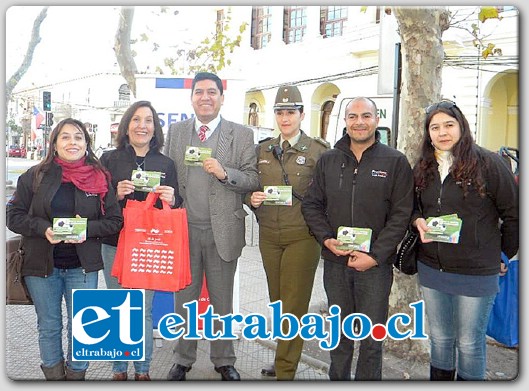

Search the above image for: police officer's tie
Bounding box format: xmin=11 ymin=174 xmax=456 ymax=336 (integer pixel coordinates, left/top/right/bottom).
xmin=198 ymin=125 xmax=208 ymax=142
xmin=282 ymin=140 xmax=290 ymax=152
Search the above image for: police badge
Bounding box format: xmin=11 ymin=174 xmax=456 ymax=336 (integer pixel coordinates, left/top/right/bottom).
xmin=296 ymin=156 xmax=306 ymax=165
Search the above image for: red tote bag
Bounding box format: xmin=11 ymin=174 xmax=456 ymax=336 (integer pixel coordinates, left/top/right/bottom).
xmin=112 ymin=192 xmax=191 ymax=292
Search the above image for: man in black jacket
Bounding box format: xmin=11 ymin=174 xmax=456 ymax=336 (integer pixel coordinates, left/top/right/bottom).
xmin=301 ymin=97 xmax=413 ymax=380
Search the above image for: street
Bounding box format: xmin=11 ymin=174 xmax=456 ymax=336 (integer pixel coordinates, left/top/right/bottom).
xmin=5 ymin=157 xmax=40 ymax=239
xmin=5 ymin=156 xmax=39 ymax=188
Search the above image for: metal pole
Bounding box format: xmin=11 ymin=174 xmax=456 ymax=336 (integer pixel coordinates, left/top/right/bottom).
xmin=391 ymin=43 xmax=402 ymax=149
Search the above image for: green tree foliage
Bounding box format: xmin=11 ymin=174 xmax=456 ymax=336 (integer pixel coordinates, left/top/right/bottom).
xmin=161 ymin=9 xmax=247 ymax=75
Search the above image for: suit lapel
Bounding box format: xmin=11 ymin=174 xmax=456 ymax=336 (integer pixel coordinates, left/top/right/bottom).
xmin=177 ymin=120 xmax=195 ymax=187
xmin=215 ymin=119 xmax=233 ymax=164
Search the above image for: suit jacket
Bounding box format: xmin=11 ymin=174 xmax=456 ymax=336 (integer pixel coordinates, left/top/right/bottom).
xmin=164 ymin=116 xmax=259 ymax=261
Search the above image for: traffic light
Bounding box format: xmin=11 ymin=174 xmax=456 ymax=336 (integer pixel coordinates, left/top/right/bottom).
xmin=46 ymin=112 xmax=54 ymax=127
xmin=43 ymin=91 xmax=51 ymax=111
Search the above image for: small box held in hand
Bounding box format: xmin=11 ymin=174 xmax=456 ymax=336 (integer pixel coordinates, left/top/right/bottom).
xmin=52 ymin=217 xmax=87 ymax=241
xmin=336 ymin=226 xmax=372 ymax=251
xmin=184 ymin=146 xmax=212 ymax=166
xmin=263 ymin=185 xmax=293 ymax=206
xmin=424 ymin=214 xmax=462 ymax=243
xmin=131 ymin=170 xmax=162 ymax=192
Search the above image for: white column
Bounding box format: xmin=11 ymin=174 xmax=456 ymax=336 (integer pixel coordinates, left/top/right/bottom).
xmin=269 ymin=6 xmax=285 ymax=47
xmin=305 ymin=6 xmax=322 ymax=41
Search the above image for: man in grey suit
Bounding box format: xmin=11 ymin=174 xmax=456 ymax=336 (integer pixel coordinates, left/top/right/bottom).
xmin=164 ymin=72 xmax=259 ymax=381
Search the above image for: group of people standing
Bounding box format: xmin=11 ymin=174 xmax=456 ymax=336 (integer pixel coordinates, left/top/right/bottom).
xmin=7 ymin=71 xmax=518 ymax=382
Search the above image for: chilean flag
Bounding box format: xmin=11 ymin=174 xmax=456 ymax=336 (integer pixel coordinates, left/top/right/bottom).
xmin=32 ymin=106 xmax=44 ymax=140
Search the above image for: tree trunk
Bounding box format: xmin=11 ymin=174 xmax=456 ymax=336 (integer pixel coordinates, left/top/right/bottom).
xmin=386 ymin=7 xmax=450 ymax=362
xmin=6 ymin=7 xmax=48 ymax=111
xmin=114 ymin=6 xmax=138 ymax=97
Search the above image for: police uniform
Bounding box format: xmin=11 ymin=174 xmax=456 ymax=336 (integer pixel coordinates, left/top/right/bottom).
xmin=252 ymin=85 xmax=330 ymax=380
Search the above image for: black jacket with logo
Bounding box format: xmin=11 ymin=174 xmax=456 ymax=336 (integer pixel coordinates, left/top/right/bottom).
xmin=99 ymin=145 xmax=183 ymax=246
xmin=413 ymin=146 xmax=518 ymax=276
xmin=6 ymin=163 xmax=123 ymax=276
xmin=302 ymin=133 xmax=414 ymax=265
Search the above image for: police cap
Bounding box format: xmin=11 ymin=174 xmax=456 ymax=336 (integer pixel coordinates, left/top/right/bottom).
xmin=273 ymin=85 xmax=303 ymax=110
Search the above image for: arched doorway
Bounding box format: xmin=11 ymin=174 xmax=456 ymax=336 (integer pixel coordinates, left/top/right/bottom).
xmin=320 ymin=100 xmax=334 ymax=140
xmin=248 ymin=103 xmax=259 ymax=126
xmin=478 ymin=70 xmax=518 ymax=152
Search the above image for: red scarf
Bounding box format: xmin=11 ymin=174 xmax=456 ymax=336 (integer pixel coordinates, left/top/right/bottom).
xmin=54 ymin=156 xmax=109 ymax=214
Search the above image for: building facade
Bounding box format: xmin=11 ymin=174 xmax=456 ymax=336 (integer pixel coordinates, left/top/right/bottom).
xmin=8 ymin=6 xmax=518 ymax=154
xmin=234 ymin=5 xmax=518 ymax=152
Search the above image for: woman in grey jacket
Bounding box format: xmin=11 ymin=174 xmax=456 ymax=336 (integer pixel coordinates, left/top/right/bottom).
xmin=412 ymin=100 xmax=518 ymax=381
xmin=7 ymin=119 xmax=123 ymax=380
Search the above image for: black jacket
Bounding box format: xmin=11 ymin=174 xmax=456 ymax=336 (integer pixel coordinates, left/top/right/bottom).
xmin=413 ymin=146 xmax=518 ymax=276
xmin=99 ymin=145 xmax=182 ymax=246
xmin=6 ymin=163 xmax=123 ymax=276
xmin=302 ymin=134 xmax=414 ymax=265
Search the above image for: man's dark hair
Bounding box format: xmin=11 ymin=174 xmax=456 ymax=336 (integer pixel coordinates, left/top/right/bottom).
xmin=192 ymin=72 xmax=224 ymax=95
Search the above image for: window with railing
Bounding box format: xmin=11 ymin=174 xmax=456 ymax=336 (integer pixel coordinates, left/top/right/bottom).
xmin=118 ymin=84 xmax=131 ymax=101
xmin=320 ymin=6 xmax=348 ymax=38
xmin=251 ymin=6 xmax=272 ymax=49
xmin=284 ymin=6 xmax=307 ymax=44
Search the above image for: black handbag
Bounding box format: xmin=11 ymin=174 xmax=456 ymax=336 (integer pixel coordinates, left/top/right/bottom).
xmin=395 ymin=230 xmax=419 ymax=275
xmin=6 ymin=235 xmax=33 ymax=305
xmin=394 ymin=189 xmax=422 ymax=275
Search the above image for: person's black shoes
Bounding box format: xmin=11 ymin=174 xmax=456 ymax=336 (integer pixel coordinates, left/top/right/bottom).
xmin=167 ymin=364 xmax=191 ymax=381
xmin=261 ymin=363 xmax=276 ymax=377
xmin=214 ymin=365 xmax=241 ymax=380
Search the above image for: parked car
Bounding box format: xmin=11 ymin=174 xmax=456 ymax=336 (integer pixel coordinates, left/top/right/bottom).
xmin=8 ymin=145 xmax=26 ymax=158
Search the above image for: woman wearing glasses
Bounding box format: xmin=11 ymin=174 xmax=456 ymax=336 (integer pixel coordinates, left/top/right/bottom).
xmin=411 ymin=100 xmax=518 ymax=380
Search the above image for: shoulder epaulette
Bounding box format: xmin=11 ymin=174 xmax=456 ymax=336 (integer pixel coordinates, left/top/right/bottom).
xmin=313 ymin=137 xmax=331 ymax=149
xmin=258 ymin=136 xmax=275 ymax=144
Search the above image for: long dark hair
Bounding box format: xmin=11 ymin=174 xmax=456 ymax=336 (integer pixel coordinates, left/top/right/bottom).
xmin=33 ymin=118 xmax=110 ymax=190
xmin=414 ymin=104 xmax=486 ymax=198
xmin=115 ymin=101 xmax=164 ymax=151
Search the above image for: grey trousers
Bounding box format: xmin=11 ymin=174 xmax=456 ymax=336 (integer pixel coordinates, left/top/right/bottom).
xmin=172 ymin=225 xmax=238 ymax=368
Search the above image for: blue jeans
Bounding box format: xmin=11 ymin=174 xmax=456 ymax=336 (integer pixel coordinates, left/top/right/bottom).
xmin=25 ymin=267 xmax=99 ymax=371
xmin=323 ymin=259 xmax=393 ymax=380
xmin=420 ymin=285 xmax=496 ymax=380
xmin=102 ymin=243 xmax=154 ymax=375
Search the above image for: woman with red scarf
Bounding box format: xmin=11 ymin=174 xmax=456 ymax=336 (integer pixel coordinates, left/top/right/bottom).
xmin=7 ymin=118 xmax=123 ymax=380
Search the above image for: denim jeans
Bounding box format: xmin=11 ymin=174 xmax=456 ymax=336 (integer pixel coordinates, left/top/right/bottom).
xmin=25 ymin=267 xmax=99 ymax=371
xmin=420 ymin=285 xmax=496 ymax=380
xmin=323 ymin=259 xmax=393 ymax=380
xmin=102 ymin=243 xmax=154 ymax=375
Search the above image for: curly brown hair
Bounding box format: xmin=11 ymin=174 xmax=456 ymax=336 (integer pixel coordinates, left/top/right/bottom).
xmin=414 ymin=102 xmax=487 ymax=198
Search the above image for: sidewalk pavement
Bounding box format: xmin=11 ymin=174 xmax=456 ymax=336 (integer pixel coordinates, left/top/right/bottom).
xmin=4 ymin=211 xmax=519 ymax=382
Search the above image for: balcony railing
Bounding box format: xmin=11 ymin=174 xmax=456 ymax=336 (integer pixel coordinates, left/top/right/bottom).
xmin=113 ymin=100 xmax=130 ymax=108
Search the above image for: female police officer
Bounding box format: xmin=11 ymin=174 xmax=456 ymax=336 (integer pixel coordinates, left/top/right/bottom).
xmin=248 ymin=85 xmax=329 ymax=380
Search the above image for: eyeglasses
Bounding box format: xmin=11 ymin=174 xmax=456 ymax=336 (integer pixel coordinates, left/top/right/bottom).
xmin=425 ymin=99 xmax=458 ymax=115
